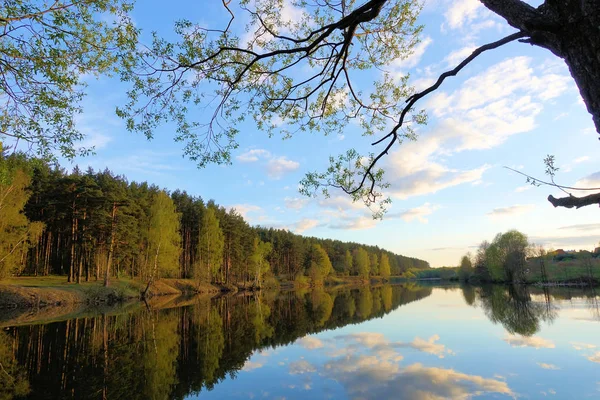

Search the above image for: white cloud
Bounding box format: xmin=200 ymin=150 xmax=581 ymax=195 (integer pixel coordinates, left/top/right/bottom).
xmin=573 ymin=171 xmax=600 ymax=196
xmin=318 ymin=195 xmax=363 ymax=211
xmin=443 ymin=0 xmax=484 ymax=30
xmin=588 ymin=351 xmax=600 ymax=363
xmin=537 ymin=363 xmax=560 ymax=370
xmin=571 ymin=342 xmax=597 ymax=351
xmin=242 ymin=360 xmax=265 ymax=371
xmin=296 ymin=336 xmax=325 ymax=350
xmin=559 ymin=224 xmax=600 ymax=232
xmin=407 ymin=335 xmax=455 ymax=358
xmin=289 ymin=360 xmax=316 ymax=375
xmin=574 ymin=156 xmax=590 ymax=164
xmin=228 ymin=204 xmax=262 ymax=219
xmin=487 ymin=204 xmax=534 ymax=218
xmin=391 ymin=203 xmax=440 ymax=223
xmin=393 ymin=36 xmax=433 ymax=69
xmin=79 ymin=132 xmax=112 ymax=151
xmin=329 ymin=214 xmax=379 ymax=230
xmin=382 ymin=56 xmax=570 ymax=201
xmin=503 ymin=335 xmax=555 ymax=349
xmin=515 ymin=185 xmax=531 ymax=193
xmin=284 ymin=197 xmax=309 ymax=210
xmin=267 ymin=156 xmax=300 ymax=179
xmin=294 ymin=218 xmax=319 ymax=233
xmin=236 ymin=149 xmax=271 ymax=162
xmin=443 ymin=45 xmax=476 ymax=67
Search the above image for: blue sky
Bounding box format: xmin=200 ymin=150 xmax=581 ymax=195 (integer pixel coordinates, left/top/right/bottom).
xmin=58 ymin=0 xmax=599 ymax=267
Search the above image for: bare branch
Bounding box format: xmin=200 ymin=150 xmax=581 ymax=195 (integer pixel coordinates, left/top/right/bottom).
xmin=504 ymin=166 xmax=600 ymax=191
xmin=343 ymin=31 xmax=528 ymax=197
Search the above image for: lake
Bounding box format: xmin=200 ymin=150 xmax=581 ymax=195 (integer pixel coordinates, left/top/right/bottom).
xmin=0 ymin=284 xmax=599 ymax=399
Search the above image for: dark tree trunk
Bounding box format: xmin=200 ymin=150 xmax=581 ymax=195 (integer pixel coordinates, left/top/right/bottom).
xmin=105 ymin=202 xmax=118 ymax=287
xmin=481 ymin=0 xmax=600 ymax=135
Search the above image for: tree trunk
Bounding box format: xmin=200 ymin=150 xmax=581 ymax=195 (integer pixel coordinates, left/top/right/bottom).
xmin=480 ymin=0 xmax=600 ymax=135
xmin=69 ymin=203 xmax=76 ymax=283
xmin=104 ymin=202 xmax=118 ymax=287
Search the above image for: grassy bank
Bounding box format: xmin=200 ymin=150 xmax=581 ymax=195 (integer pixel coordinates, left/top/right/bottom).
xmin=525 ymin=258 xmax=600 ymax=285
xmin=406 ymin=258 xmax=600 ymax=286
xmin=0 ymin=276 xmax=223 ymax=309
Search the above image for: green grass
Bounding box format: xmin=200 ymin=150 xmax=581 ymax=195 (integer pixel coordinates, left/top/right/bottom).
xmin=525 ymin=258 xmax=600 ymax=283
xmin=2 ymin=276 xmax=145 ymax=299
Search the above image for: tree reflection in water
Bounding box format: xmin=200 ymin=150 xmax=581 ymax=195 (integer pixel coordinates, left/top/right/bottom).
xmin=464 ymin=285 xmax=558 ymax=336
xmin=0 ymin=284 xmax=431 ymax=400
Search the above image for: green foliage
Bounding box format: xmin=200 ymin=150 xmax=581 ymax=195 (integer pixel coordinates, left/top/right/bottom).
xmin=379 ymin=253 xmax=391 ymax=279
xmin=369 ymin=252 xmax=379 ymax=276
xmin=449 ymin=230 xmax=535 ymax=284
xmin=0 ymin=151 xmax=430 ymax=283
xmin=354 ymin=247 xmax=370 ymax=280
xmin=0 ymin=153 xmax=44 ymax=278
xmin=250 ymin=237 xmax=272 ymax=284
xmin=458 ymin=254 xmax=473 ymax=281
xmin=198 ymin=207 xmax=225 ymax=282
xmin=148 ymin=191 xmax=182 ymax=278
xmin=306 ymin=243 xmax=333 ymax=285
xmin=0 ymin=1 xmax=138 ymax=159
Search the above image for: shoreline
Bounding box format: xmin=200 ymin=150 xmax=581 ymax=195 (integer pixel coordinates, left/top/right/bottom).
xmin=0 ymin=275 xmax=393 ymax=311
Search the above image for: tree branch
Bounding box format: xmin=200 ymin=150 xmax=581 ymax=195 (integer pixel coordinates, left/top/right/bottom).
xmin=345 ymin=31 xmax=528 ymax=198
xmin=479 ymin=0 xmax=542 ymax=31
xmin=548 ymin=193 xmax=600 ymax=208
xmin=503 ymin=166 xmax=600 ymax=191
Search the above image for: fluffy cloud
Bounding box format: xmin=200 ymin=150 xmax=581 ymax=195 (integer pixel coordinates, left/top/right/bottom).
xmin=571 ymin=342 xmax=597 ymax=351
xmin=328 ymin=214 xmax=379 ymax=230
xmin=284 ymin=197 xmax=309 ymax=210
xmin=537 ymin=363 xmax=560 ymax=370
xmin=335 ymin=333 xmax=454 ymax=359
xmin=318 ymin=195 xmax=364 ymax=211
xmin=267 ymin=156 xmax=300 ymax=179
xmin=383 ymin=56 xmax=569 ymax=200
xmin=236 ymin=149 xmax=271 ymax=162
xmin=407 ymin=335 xmax=455 ymax=358
xmin=487 ymin=204 xmax=534 ymax=218
xmin=393 ymin=36 xmax=433 ymax=69
xmin=443 ymin=45 xmax=477 ymax=67
xmin=503 ymin=335 xmax=555 ymax=349
xmin=228 ymin=204 xmax=262 ymax=219
xmin=443 ymin=0 xmax=484 ymax=30
xmin=293 ymin=332 xmax=513 ymax=400
xmin=235 ymin=149 xmax=300 ymax=179
xmin=324 ymin=358 xmax=512 ymax=400
xmin=296 ymin=336 xmax=325 ymax=350
xmin=289 ymin=360 xmax=316 ymax=375
xmin=573 ymin=171 xmax=600 ymax=196
xmin=391 ymin=203 xmax=440 ymax=223
xmin=242 ymin=360 xmax=265 ymax=371
xmin=587 ymin=352 xmax=600 ymax=363
xmin=293 ymin=218 xmax=319 ymax=234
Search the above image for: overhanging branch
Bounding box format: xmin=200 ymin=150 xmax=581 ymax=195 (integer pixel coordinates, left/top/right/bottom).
xmin=345 ymin=31 xmax=529 ymax=198
xmin=548 ymin=193 xmax=600 ymax=208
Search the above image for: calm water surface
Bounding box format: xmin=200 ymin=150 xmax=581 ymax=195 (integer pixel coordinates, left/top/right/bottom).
xmin=1 ymin=284 xmax=599 ymax=399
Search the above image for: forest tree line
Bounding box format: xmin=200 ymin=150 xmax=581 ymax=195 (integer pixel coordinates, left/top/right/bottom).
xmin=0 ymin=148 xmax=429 ymax=286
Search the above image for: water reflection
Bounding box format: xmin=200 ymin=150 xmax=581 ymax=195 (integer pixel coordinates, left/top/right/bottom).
xmin=475 ymin=285 xmax=558 ymax=336
xmin=1 ymin=283 xmax=599 ymax=399
xmin=0 ymin=284 xmax=431 ymax=399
